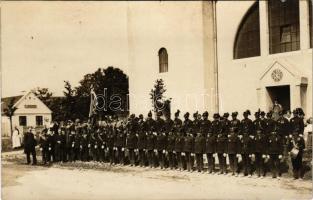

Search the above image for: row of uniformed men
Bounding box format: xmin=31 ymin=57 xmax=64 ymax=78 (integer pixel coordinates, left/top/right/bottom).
xmin=38 ymin=108 xmax=305 ymax=179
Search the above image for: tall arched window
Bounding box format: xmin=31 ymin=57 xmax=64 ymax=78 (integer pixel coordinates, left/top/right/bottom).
xmin=234 ymin=2 xmax=260 ymax=59
xmin=158 ymin=48 xmax=168 ymax=73
xmin=309 ymin=0 xmax=312 ymax=48
xmin=268 ymin=0 xmax=300 ymax=54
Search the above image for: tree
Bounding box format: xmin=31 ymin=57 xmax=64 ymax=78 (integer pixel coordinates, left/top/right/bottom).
xmin=3 ymin=98 xmax=18 ymax=138
xmin=32 ymin=87 xmax=53 ymax=105
xmin=74 ymin=66 xmax=129 ymax=120
xmin=150 ymin=79 xmax=171 ymax=118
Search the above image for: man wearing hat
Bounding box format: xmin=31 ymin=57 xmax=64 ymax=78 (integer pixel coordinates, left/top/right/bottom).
xmin=164 ymin=114 xmax=174 ymax=135
xmin=227 ymin=127 xmax=240 ymax=176
xmin=155 ymin=111 xmax=165 ymax=133
xmin=216 ymin=115 xmax=228 ymax=174
xmin=23 ymin=127 xmax=37 ymax=165
xmin=192 ymin=111 xmax=201 ymax=136
xmin=254 ymin=129 xmax=267 ymax=177
xmin=167 ymin=128 xmax=177 ymax=169
xmin=268 ymin=129 xmax=284 ymax=178
xmin=265 ymin=112 xmax=275 ymax=138
xmin=173 ymin=110 xmax=183 ymax=129
xmin=211 ymin=113 xmax=221 ymax=136
xmin=288 ymin=129 xmax=305 ymax=179
xmin=205 ymin=129 xmax=216 ymax=173
xmin=146 ymin=128 xmax=156 ymax=168
xmin=241 ymin=110 xmax=253 ymax=135
xmin=253 ymin=111 xmax=266 ymax=134
xmin=230 ymin=112 xmax=241 ymax=134
xmin=182 ymin=112 xmax=192 ymax=134
xmin=200 ymin=111 xmax=211 ymax=137
xmin=144 ymin=111 xmax=155 ymax=132
xmin=290 ymin=109 xmax=305 ymax=135
xmin=156 ymin=128 xmax=167 ymax=169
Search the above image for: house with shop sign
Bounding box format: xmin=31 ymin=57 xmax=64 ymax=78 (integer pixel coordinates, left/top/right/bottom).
xmin=1 ymin=91 xmax=52 ymax=137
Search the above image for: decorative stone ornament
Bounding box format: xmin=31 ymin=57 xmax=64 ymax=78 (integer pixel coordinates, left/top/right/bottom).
xmin=271 ymin=68 xmax=283 ymax=82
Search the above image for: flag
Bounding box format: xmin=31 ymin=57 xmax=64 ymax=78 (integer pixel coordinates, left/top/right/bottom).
xmin=89 ymin=87 xmax=98 ymax=118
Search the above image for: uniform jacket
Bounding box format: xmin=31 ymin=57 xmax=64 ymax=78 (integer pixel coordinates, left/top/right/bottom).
xmin=156 ymin=134 xmax=167 ymax=151
xmin=268 ymin=134 xmax=283 ymax=154
xmin=241 ymin=118 xmax=253 ymax=135
xmin=240 ymin=134 xmax=254 ymax=154
xmin=211 ymin=119 xmax=222 ymax=135
xmin=126 ymin=132 xmax=137 ymax=149
xmin=227 ymin=134 xmax=240 ymax=154
xmin=183 ymin=135 xmax=194 ymax=153
xmin=216 ymin=133 xmax=227 ymax=153
xmin=230 ymin=119 xmax=241 ymax=133
xmin=194 ymin=135 xmax=205 ymax=154
xmin=174 ymin=135 xmax=185 ymax=152
xmin=115 ymin=131 xmax=126 ymax=148
xmin=137 ymin=131 xmax=147 ymax=150
xmin=173 ymin=118 xmax=183 ymax=128
xmin=200 ymin=119 xmax=212 ymax=135
xmin=106 ymin=133 xmax=115 ymax=148
xmin=254 ymin=132 xmax=267 ymax=153
xmin=277 ymin=117 xmax=291 ymax=137
xmin=205 ymin=134 xmax=216 ymax=153
xmin=290 ymin=116 xmax=304 ymax=134
xmin=166 ymin=134 xmax=176 ymax=152
xmin=146 ymin=133 xmax=156 ymax=150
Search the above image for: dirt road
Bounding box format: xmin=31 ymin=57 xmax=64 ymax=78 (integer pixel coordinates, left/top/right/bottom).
xmin=2 ymin=152 xmax=312 ymax=200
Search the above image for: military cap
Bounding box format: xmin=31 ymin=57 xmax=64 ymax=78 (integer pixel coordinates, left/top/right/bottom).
xmin=260 ymin=111 xmax=265 ymax=116
xmin=193 ymin=111 xmax=198 ymax=118
xmin=184 ymin=112 xmax=190 ymax=118
xmin=231 ymin=112 xmax=238 ymax=117
xmin=202 ymin=111 xmax=209 ymax=117
xmin=148 ymin=111 xmax=152 ymax=117
xmin=213 ymin=113 xmax=220 ymax=119
xmin=175 ymin=109 xmax=180 ymax=117
xmin=223 ymin=112 xmax=229 ymax=118
xmin=266 ymin=111 xmax=272 ymax=117
xmin=243 ymin=110 xmax=251 ymax=116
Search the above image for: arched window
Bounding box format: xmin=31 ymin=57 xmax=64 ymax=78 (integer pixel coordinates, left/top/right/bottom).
xmin=234 ymin=2 xmax=260 ymax=59
xmin=158 ymin=48 xmax=168 ymax=73
xmin=268 ymin=0 xmax=300 ymax=54
xmin=309 ymin=0 xmax=312 ymax=48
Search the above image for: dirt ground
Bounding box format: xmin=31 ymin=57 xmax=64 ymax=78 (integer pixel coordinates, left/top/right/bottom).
xmin=2 ymin=151 xmax=312 ymax=200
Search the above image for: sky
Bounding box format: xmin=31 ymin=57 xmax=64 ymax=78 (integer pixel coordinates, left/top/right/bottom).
xmin=1 ymin=1 xmax=130 ymax=97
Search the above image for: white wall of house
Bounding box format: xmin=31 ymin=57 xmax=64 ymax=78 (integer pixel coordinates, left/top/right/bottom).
xmin=1 ymin=92 xmax=52 ymax=137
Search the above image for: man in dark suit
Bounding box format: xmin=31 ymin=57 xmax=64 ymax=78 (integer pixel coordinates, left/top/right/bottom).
xmin=24 ymin=127 xmax=37 ymax=165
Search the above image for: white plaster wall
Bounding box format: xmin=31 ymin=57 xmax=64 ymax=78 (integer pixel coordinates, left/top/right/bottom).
xmin=127 ymin=1 xmax=215 ymax=117
xmin=216 ymin=0 xmax=312 ymax=118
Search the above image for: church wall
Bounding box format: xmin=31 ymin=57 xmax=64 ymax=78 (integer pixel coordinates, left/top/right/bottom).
xmin=127 ymin=1 xmax=216 ymax=117
xmin=216 ymin=0 xmax=312 ymax=119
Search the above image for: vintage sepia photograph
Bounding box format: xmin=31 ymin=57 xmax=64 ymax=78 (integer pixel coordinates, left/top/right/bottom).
xmin=1 ymin=0 xmax=312 ymax=199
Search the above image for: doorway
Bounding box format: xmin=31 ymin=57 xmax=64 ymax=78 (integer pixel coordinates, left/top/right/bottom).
xmin=266 ymin=85 xmax=290 ymax=112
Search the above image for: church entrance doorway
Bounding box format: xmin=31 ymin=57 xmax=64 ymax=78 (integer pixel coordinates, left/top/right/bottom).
xmin=266 ymin=85 xmax=290 ymax=112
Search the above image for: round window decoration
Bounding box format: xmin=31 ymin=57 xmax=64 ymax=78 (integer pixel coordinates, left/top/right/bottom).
xmin=271 ymin=69 xmax=283 ymax=82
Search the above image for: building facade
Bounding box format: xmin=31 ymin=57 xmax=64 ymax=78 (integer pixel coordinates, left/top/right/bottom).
xmin=1 ymin=91 xmax=52 ymax=137
xmin=127 ymin=1 xmax=218 ymax=116
xmin=216 ymin=0 xmax=312 ymax=117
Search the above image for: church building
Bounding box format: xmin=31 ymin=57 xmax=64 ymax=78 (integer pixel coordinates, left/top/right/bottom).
xmin=125 ymin=0 xmax=312 ymax=118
